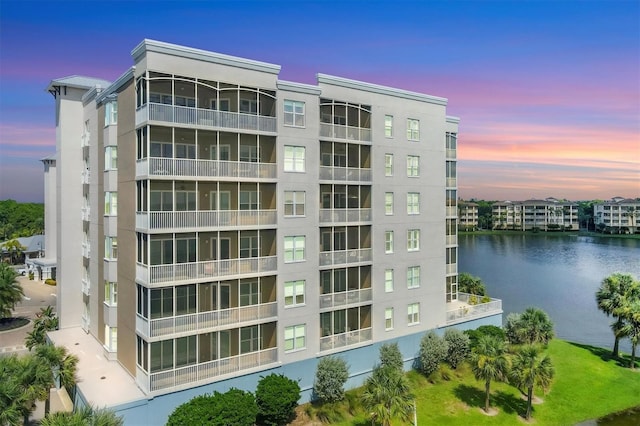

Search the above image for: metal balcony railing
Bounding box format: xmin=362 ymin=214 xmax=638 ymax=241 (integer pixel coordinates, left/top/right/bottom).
xmin=136 ymin=210 xmax=277 ymax=231
xmin=319 ymin=288 xmax=372 ymax=309
xmin=136 ymin=157 xmax=277 ymax=180
xmin=319 ymin=248 xmax=372 ymax=267
xmin=320 ymin=327 xmax=372 ymax=352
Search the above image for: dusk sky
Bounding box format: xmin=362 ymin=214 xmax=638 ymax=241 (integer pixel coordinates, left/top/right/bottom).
xmin=0 ymin=0 xmax=638 ymax=202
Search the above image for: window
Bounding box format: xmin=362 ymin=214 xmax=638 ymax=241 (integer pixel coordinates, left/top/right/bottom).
xmin=104 ymin=192 xmax=118 ymax=216
xmin=105 ymin=146 xmax=117 ymax=170
xmin=384 ymin=115 xmax=393 ymax=137
xmin=408 ymin=303 xmax=420 ymax=325
xmin=407 ymin=230 xmax=420 ymax=251
xmin=240 ymin=235 xmax=259 ymax=258
xmin=385 ymin=269 xmax=394 ymax=292
xmin=385 ymin=193 xmax=394 ymax=215
xmin=407 ymin=193 xmax=420 ymax=215
xmin=239 ymin=191 xmax=259 ymax=210
xmin=407 ymin=266 xmax=420 ymax=288
xmin=284 ymin=280 xmax=305 ymax=306
xmin=150 ymin=288 xmax=173 ymax=319
xmin=385 ymin=154 xmax=393 ymax=176
xmin=284 ymin=324 xmax=306 ymax=352
xmin=104 ymin=326 xmax=117 ymax=351
xmin=284 ymin=236 xmax=305 ymax=262
xmin=240 ymin=280 xmax=259 ymax=306
xmin=150 ymin=340 xmax=173 ymax=372
xmin=284 ymin=146 xmax=305 ymax=172
xmin=105 ymin=237 xmax=117 ymax=260
xmin=284 ymin=100 xmax=305 ymax=127
xmin=407 ymin=156 xmax=420 ymax=177
xmin=105 ymin=281 xmax=117 ymax=306
xmin=175 ymin=191 xmax=196 ymax=211
xmin=150 ymin=191 xmax=173 ymax=211
xmin=284 ymin=191 xmax=305 ymax=216
xmin=385 ymin=231 xmax=394 ymax=254
xmin=105 ymin=101 xmax=118 ymax=126
xmin=240 ymin=144 xmax=259 ymax=162
xmin=176 ymin=284 xmax=196 ymax=315
xmin=175 ymin=335 xmax=197 ymax=367
xmin=407 ymin=118 xmax=420 ymax=141
xmin=240 ymin=325 xmax=260 ymax=354
xmin=385 ymin=308 xmax=394 ymax=330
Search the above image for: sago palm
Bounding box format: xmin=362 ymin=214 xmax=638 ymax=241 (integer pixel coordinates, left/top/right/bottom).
xmin=509 ymin=345 xmax=554 ymax=420
xmin=361 ymin=365 xmax=414 ymax=426
xmin=470 ymin=334 xmax=509 ymax=413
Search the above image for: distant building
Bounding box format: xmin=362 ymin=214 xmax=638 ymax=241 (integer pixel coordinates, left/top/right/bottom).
xmin=492 ymin=198 xmax=578 ymax=231
xmin=594 ymin=197 xmax=640 ymax=234
xmin=458 ymin=201 xmax=478 ymax=230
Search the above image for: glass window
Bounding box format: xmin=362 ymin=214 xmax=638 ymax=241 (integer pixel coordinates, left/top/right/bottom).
xmin=385 ymin=154 xmax=393 ymax=176
xmin=150 ymin=339 xmax=173 ymax=372
xmin=385 ymin=231 xmax=393 ymax=254
xmin=105 ymin=146 xmax=117 ymax=170
xmin=284 ymin=100 xmax=305 ymax=127
xmin=284 ymin=280 xmax=305 ymax=306
xmin=407 ymin=156 xmax=420 ymax=177
xmin=176 ymin=238 xmax=196 ymax=263
xmin=150 ymin=191 xmax=173 ymax=211
xmin=240 ymin=325 xmax=260 ymax=354
xmin=407 ymin=266 xmax=420 ymax=288
xmin=104 ymin=326 xmax=117 ymax=351
xmin=105 ymin=281 xmax=117 ymax=306
xmin=385 ymin=269 xmax=394 ymax=292
xmin=239 ymin=191 xmax=259 ymax=210
xmin=407 ymin=118 xmax=420 ymax=141
xmin=176 ymin=284 xmax=196 ymax=315
xmin=407 ymin=230 xmax=420 ymax=252
xmin=284 ymin=191 xmax=305 ymax=216
xmin=407 ymin=193 xmax=420 ymax=215
xmin=384 ymin=115 xmax=393 ymax=137
xmin=385 ymin=308 xmax=394 ymax=330
xmin=284 ymin=324 xmax=306 ymax=352
xmin=284 ymin=146 xmax=305 ymax=172
xmin=385 ymin=193 xmax=394 ymax=215
xmin=105 ymin=101 xmax=118 ymax=126
xmin=175 ymin=335 xmax=197 ymax=367
xmin=284 ymin=236 xmax=305 ymax=262
xmin=240 ymin=235 xmax=259 ymax=258
xmin=105 ymin=237 xmax=117 ymax=260
xmin=104 ymin=192 xmax=118 ymax=216
xmin=175 ymin=191 xmax=196 ymax=211
xmin=408 ymin=302 xmax=420 ymax=325
xmin=150 ymin=288 xmax=173 ymax=319
xmin=240 ymin=280 xmax=260 ymax=306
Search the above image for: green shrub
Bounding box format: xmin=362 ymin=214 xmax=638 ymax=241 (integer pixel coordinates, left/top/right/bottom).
xmin=166 ymin=388 xmax=257 ymax=426
xmin=256 ymin=373 xmax=300 ymax=426
xmin=379 ymin=342 xmax=404 ymax=372
xmin=465 ymin=325 xmax=506 ymax=349
xmin=44 ymin=278 xmax=56 ymax=286
xmin=29 ymin=271 xmax=34 ymax=280
xmin=444 ymin=328 xmax=470 ymax=369
xmin=313 ymin=356 xmax=349 ymax=403
xmin=419 ymin=331 xmax=448 ymax=377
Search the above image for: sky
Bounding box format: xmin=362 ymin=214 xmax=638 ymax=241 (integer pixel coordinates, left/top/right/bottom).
xmin=0 ymin=0 xmax=638 ymax=202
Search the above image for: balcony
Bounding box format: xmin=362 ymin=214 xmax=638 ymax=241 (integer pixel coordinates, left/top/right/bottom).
xmin=319 ymin=208 xmax=372 ymax=224
xmin=446 ymin=177 xmax=457 ymax=188
xmin=446 ymin=293 xmax=503 ymax=325
xmin=320 ymin=327 xmax=372 ymax=352
xmin=319 ymin=288 xmax=372 ymax=309
xmin=137 ymin=256 xmax=277 ymax=285
xmin=136 ymin=158 xmax=277 ymax=180
xmin=81 ymin=170 xmax=90 ymax=185
xmin=319 ymin=248 xmax=372 ymax=267
xmin=320 ymin=123 xmax=371 ymax=142
xmin=136 ymin=210 xmax=277 ymax=232
xmin=140 ymin=347 xmax=278 ymax=393
xmin=446 ymin=263 xmax=457 ymax=275
xmin=137 ymin=302 xmax=276 ymax=340
xmin=446 ymin=148 xmax=456 ymax=160
xmin=446 ymin=235 xmax=457 ymax=245
xmin=446 ymin=206 xmax=457 ymax=217
xmin=81 ymin=278 xmax=90 ymax=296
xmin=319 ymin=166 xmax=371 ymax=182
xmin=136 ymin=103 xmax=277 ymax=133
xmin=81 ymin=242 xmax=91 ymax=258
xmin=81 ymin=132 xmax=90 ymax=148
xmin=81 ymin=206 xmax=90 ymax=222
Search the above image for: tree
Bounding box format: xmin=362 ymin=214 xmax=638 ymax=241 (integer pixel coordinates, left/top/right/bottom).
xmin=470 ymin=335 xmax=509 ymax=413
xmin=0 ymin=262 xmax=23 ymax=319
xmin=509 ymin=345 xmax=554 ymax=420
xmin=40 ymin=406 xmax=124 ymax=426
xmin=167 ymin=388 xmax=257 ymax=426
xmin=618 ymin=298 xmax=640 ymax=369
xmin=2 ymin=239 xmax=26 ymax=265
xmin=0 ymin=353 xmax=51 ymax=425
xmin=26 ymin=305 xmax=59 ymax=350
xmin=35 ymin=344 xmax=79 ymax=416
xmin=504 ymin=308 xmax=554 ymax=346
xmin=379 ymin=342 xmax=404 ymax=372
xmin=465 ymin=325 xmax=506 ymax=350
xmin=313 ymin=356 xmax=349 ymax=403
xmin=418 ymin=331 xmax=448 ymax=377
xmin=444 ymin=328 xmax=470 ymax=369
xmin=596 ymin=273 xmax=639 ymax=358
xmin=255 ymin=374 xmax=300 ymax=426
xmin=458 ymin=272 xmax=486 ymax=296
xmin=361 ymin=365 xmax=414 ymax=426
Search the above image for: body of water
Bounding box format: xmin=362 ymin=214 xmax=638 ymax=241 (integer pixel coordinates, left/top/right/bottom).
xmin=458 ymin=234 xmax=640 ymax=354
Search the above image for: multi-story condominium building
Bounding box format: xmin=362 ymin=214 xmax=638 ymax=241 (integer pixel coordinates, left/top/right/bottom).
xmin=43 ymin=40 xmax=502 ymax=423
xmin=458 ymin=201 xmax=479 ymax=231
xmin=594 ymin=197 xmax=640 ymax=234
xmin=492 ymin=198 xmax=578 ymax=231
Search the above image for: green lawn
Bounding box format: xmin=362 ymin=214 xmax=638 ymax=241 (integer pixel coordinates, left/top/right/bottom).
xmin=322 ymin=340 xmax=640 ymax=425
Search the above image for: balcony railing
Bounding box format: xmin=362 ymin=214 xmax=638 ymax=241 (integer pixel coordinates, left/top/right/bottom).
xmin=141 ymin=347 xmax=278 ymax=393
xmin=136 ymin=302 xmax=277 ymax=339
xmin=81 ymin=278 xmax=90 ymax=296
xmin=446 ymin=263 xmax=457 ymax=274
xmin=446 ymin=148 xmax=456 ymax=159
xmin=81 ymin=242 xmax=91 ymax=258
xmin=136 ymin=210 xmax=277 ymax=231
xmin=319 ymin=208 xmax=372 ymax=223
xmin=319 ymin=288 xmax=372 ymax=309
xmin=446 ymin=293 xmax=502 ymax=325
xmin=319 ymin=166 xmax=371 ymax=182
xmin=446 ymin=235 xmax=457 ymax=245
xmin=137 ymin=256 xmax=277 ymax=285
xmin=446 ymin=177 xmax=457 ymax=188
xmin=320 ymin=327 xmax=372 ymax=352
xmin=81 ymin=133 xmax=90 ymax=148
xmin=136 ymin=103 xmax=277 ymax=133
xmin=136 ymin=157 xmax=277 ymax=180
xmin=320 ymin=123 xmax=372 ymax=142
xmin=319 ymin=248 xmax=372 ymax=267
xmin=81 ymin=206 xmax=90 ymax=222
xmin=446 ymin=206 xmax=457 ymax=217
xmin=81 ymin=170 xmax=90 ymax=185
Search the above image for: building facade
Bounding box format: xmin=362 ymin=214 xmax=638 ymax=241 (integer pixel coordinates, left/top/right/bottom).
xmin=492 ymin=198 xmax=579 ymax=231
xmin=458 ymin=201 xmax=479 ymax=231
xmin=45 ymin=40 xmax=501 ymax=423
xmin=594 ymin=197 xmax=640 ymax=234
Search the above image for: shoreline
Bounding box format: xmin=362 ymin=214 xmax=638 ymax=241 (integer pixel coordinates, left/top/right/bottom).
xmin=460 ymin=230 xmax=640 ymax=240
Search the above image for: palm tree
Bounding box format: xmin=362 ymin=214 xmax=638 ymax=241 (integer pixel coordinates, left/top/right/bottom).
xmin=470 ymin=334 xmax=509 ymax=413
xmin=517 ymin=307 xmax=554 ymax=346
xmin=0 ymin=262 xmax=23 ymax=319
xmin=618 ymin=299 xmax=640 ymax=369
xmin=35 ymin=344 xmax=79 ymax=416
xmin=26 ymin=305 xmax=59 ymax=350
xmin=510 ymin=345 xmax=554 ymax=420
xmin=361 ymin=365 xmax=414 ymax=426
xmin=1 ymin=239 xmax=26 ymax=265
xmin=40 ymin=406 xmax=124 ymax=426
xmin=458 ymin=272 xmax=486 ymax=296
xmin=596 ymin=273 xmax=637 ymax=357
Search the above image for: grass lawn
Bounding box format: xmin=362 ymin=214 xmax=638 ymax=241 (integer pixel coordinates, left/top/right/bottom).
xmin=318 ymin=340 xmax=640 ymax=425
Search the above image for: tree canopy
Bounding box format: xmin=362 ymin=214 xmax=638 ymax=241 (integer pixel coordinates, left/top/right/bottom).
xmin=0 ymin=200 xmax=44 ymax=240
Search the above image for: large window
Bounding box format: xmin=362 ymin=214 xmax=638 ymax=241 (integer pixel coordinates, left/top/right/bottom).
xmin=104 ymin=192 xmax=118 ymax=216
xmin=407 ymin=193 xmax=420 ymax=215
xmin=240 ymin=325 xmax=260 ymax=354
xmin=240 ymin=235 xmax=259 ymax=258
xmin=385 ymin=193 xmax=394 ymax=215
xmin=385 ymin=231 xmax=394 ymax=254
xmin=105 ymin=281 xmax=117 ymax=306
xmin=175 ymin=335 xmax=197 ymax=367
xmin=105 ymin=146 xmax=117 ymax=170
xmin=284 ymin=324 xmax=306 ymax=352
xmin=385 ymin=154 xmax=393 ymax=176
xmin=175 ymin=191 xmax=196 ymax=211
xmin=176 ymin=284 xmax=196 ymax=315
xmin=284 ymin=236 xmax=305 ymax=262
xmin=385 ymin=269 xmax=394 ymax=292
xmin=407 ymin=230 xmax=420 ymax=252
xmin=105 ymin=237 xmax=117 ymax=260
xmin=150 ymin=340 xmax=173 ymax=372
xmin=407 ymin=302 xmax=420 ymax=325
xmin=284 ymin=100 xmax=305 ymax=127
xmin=284 ymin=280 xmax=305 ymax=306
xmin=407 ymin=266 xmax=420 ymax=288
xmin=284 ymin=146 xmax=305 ymax=172
xmin=150 ymin=288 xmax=173 ymax=319
xmin=284 ymin=191 xmax=305 ymax=216
xmin=150 ymin=191 xmax=173 ymax=211
xmin=407 ymin=156 xmax=420 ymax=177
xmin=105 ymin=101 xmax=118 ymax=126
xmin=105 ymin=326 xmax=117 ymax=351
xmin=407 ymin=118 xmax=420 ymax=141
xmin=240 ymin=280 xmax=259 ymax=306
xmin=385 ymin=308 xmax=394 ymax=330
xmin=384 ymin=115 xmax=393 ymax=137
xmin=240 ymin=191 xmax=259 ymax=210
